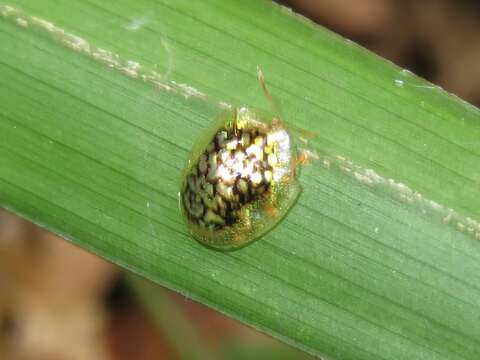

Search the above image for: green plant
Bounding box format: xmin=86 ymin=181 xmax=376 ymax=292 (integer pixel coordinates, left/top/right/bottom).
xmin=1 ymin=1 xmax=479 ymax=359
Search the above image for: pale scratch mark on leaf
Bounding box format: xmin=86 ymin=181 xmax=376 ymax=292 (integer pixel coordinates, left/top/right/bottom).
xmin=311 ymin=150 xmax=480 ymax=241
xmin=0 ymin=4 xmax=219 ymax=104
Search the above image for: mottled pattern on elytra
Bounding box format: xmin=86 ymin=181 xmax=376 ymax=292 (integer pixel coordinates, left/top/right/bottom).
xmin=182 ymin=126 xmax=277 ymax=230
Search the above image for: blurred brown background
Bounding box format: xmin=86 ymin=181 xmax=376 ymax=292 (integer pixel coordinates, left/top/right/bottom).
xmin=1 ymin=1 xmax=479 ymax=359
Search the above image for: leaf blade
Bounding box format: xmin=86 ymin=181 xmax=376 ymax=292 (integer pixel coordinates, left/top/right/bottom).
xmin=1 ymin=1 xmax=480 ymax=359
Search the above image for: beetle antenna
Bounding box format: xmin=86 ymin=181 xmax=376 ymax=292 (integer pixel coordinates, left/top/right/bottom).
xmin=257 ymin=67 xmax=281 ymax=117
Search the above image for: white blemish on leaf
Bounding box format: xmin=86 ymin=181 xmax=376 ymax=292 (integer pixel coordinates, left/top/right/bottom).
xmin=121 ymin=60 xmax=141 ymax=78
xmin=15 ymin=16 xmax=27 ymax=27
xmin=124 ymin=16 xmax=149 ymax=32
xmin=354 ymin=171 xmax=373 ymax=185
xmin=0 ymin=4 xmax=16 ymax=17
xmin=412 ymin=84 xmax=437 ymax=89
xmin=171 ymin=80 xmax=206 ymax=100
xmin=394 ymin=76 xmax=438 ymax=90
xmin=30 ymin=16 xmax=55 ymax=32
xmin=218 ymin=101 xmax=233 ymax=110
xmin=442 ymin=210 xmax=454 ymax=224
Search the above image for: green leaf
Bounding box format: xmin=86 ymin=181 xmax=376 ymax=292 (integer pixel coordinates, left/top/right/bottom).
xmin=1 ymin=1 xmax=480 ymax=359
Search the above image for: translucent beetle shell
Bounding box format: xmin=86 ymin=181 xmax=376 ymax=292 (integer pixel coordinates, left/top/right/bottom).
xmin=180 ymin=105 xmax=301 ymax=250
